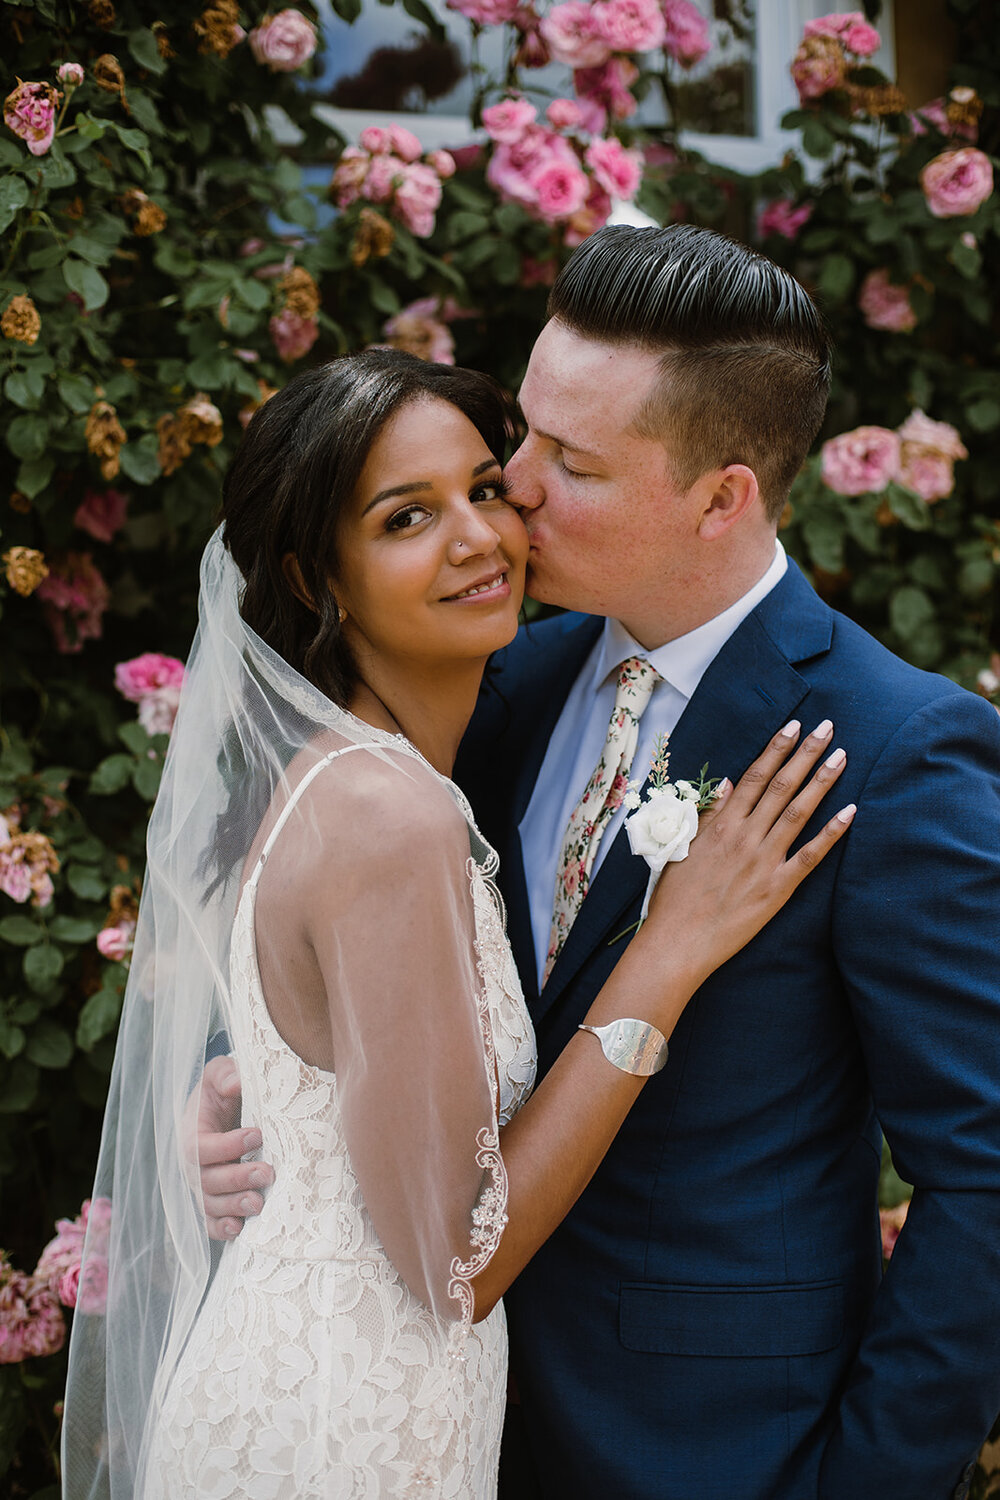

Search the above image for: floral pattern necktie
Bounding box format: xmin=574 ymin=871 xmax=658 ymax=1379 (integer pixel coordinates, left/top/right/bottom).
xmin=543 ymin=655 xmax=662 ymax=985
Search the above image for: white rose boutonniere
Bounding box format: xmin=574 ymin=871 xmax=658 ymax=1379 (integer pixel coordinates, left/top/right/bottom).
xmin=623 ymin=733 xmax=721 ymax=923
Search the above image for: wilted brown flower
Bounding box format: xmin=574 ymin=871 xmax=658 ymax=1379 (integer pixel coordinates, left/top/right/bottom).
xmin=9 ymin=492 xmax=31 ymax=514
xmin=64 ymin=195 xmax=86 ymax=220
xmin=847 ymin=82 xmax=906 ymax=117
xmin=351 ymin=207 xmax=395 ymax=268
xmin=122 ymin=187 xmax=167 ymax=236
xmin=238 ymin=378 xmax=278 ymax=428
xmin=153 ymin=22 xmax=175 ymax=60
xmin=85 ymin=400 xmax=127 ymax=480
xmin=2 ymin=294 xmax=41 ymax=346
xmin=279 ymin=266 xmax=321 ymax=319
xmin=3 ymin=546 xmax=49 ymax=597
xmin=193 ymin=0 xmax=243 ymax=59
xmin=156 ymin=393 xmax=224 ymax=475
xmin=88 ymin=0 xmax=117 ymax=28
xmin=93 ymin=55 xmax=128 ymax=110
xmin=875 ymin=499 xmax=898 ymax=528
xmin=108 ymin=883 xmax=140 ymax=926
xmin=946 ymin=85 xmax=983 ymax=133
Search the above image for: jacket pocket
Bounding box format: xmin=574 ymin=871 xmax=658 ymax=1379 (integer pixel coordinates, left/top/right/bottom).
xmin=619 ymin=1279 xmax=845 ymax=1358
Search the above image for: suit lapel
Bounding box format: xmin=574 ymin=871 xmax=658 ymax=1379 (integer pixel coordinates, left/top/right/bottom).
xmin=532 ymin=565 xmax=833 ymax=1027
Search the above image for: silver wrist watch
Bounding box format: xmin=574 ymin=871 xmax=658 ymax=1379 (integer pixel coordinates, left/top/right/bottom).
xmin=578 ymin=1018 xmax=669 ymax=1076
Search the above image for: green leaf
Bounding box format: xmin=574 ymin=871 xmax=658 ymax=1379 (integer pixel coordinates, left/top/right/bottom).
xmin=816 ymin=253 xmax=855 ymax=301
xmin=330 ymin=0 xmax=362 ymax=18
xmin=886 ymin=482 xmax=932 ymax=529
xmin=23 ymin=942 xmax=64 ymax=992
xmin=66 ymin=232 xmax=115 ymax=265
xmin=889 ymin=584 xmax=935 ymax=638
xmin=50 ymin=914 xmax=102 ymax=943
xmin=64 ymin=257 xmax=109 ymax=311
xmin=25 ymin=1019 xmax=73 ymax=1069
xmin=233 ymin=277 xmax=270 ymax=311
xmin=447 ymin=210 xmax=492 ymax=243
xmin=118 ymin=720 xmax=151 ymax=754
xmin=16 ymin=455 xmax=55 ymax=500
xmin=802 ymin=117 xmax=835 ymax=159
xmin=38 ymin=150 xmax=76 ymax=189
xmin=118 ymin=433 xmax=162 ymax=485
xmin=803 ymin=512 xmax=846 ymax=573
xmin=186 ymin=351 xmax=231 ymax=389
xmin=0 ymin=174 xmax=30 ymax=235
xmin=89 ymin=752 xmax=134 ymax=795
xmin=67 ymin=864 xmax=107 ymax=901
xmin=6 ymin=412 xmax=48 ymax=461
xmin=967 ymin=398 xmax=1000 ymax=433
xmin=0 ymin=915 xmax=44 ymax=946
xmin=367 ymin=282 xmax=401 ymax=315
xmin=4 ymin=368 xmax=45 ymax=410
xmin=0 ymin=1018 xmax=25 ymax=1061
xmin=128 ymin=26 xmax=169 ymax=75
xmin=0 ymin=1058 xmax=38 ymax=1113
xmin=76 ymin=986 xmax=123 ymax=1051
xmin=58 ymin=371 xmax=96 ymax=413
xmin=76 ymin=112 xmax=106 ymax=141
xmin=109 ymin=122 xmax=152 ymax=169
xmin=397 ymin=0 xmax=446 ymax=40
xmin=132 ymin=755 xmax=164 ymax=800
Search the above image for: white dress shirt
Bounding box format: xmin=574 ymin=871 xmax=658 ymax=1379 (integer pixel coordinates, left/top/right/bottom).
xmin=519 ymin=542 xmax=788 ymax=986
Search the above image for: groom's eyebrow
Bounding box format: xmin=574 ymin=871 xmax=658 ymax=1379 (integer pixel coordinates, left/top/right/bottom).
xmin=363 ymin=459 xmax=500 ymax=514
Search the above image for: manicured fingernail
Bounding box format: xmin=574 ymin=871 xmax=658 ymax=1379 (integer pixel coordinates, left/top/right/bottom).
xmin=243 ymin=1129 xmax=262 ymax=1152
xmin=824 ymin=747 xmax=846 ymax=769
xmin=813 ymin=719 xmax=833 ymax=739
xmin=715 ymin=777 xmax=731 ymax=796
xmin=223 ymin=1222 xmax=239 ymax=1239
xmin=836 ymin=803 xmax=857 ymax=824
xmin=239 ymin=1195 xmax=257 ymax=1215
xmin=248 ymin=1167 xmax=271 ymax=1188
xmin=780 ymin=720 xmax=800 ymax=738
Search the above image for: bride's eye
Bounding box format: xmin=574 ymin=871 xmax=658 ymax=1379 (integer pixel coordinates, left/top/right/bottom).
xmin=385 ymin=504 xmax=431 ymax=533
xmin=471 ymin=476 xmax=511 ymax=505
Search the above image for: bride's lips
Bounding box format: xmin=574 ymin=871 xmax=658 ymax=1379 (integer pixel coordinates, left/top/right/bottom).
xmin=442 ymin=569 xmax=511 ymax=603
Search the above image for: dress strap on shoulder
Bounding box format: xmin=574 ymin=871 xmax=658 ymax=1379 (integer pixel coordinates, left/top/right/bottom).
xmin=253 ymin=742 xmax=373 ymax=875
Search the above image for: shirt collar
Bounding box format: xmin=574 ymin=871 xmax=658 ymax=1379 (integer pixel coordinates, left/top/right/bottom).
xmin=594 ymin=541 xmax=788 ymax=701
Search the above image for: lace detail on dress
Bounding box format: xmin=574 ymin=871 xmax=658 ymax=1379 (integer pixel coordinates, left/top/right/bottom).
xmin=140 ymin=757 xmax=536 ymax=1500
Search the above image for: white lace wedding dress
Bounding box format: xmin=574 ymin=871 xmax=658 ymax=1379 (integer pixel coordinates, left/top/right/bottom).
xmin=141 ymin=747 xmax=537 ymax=1500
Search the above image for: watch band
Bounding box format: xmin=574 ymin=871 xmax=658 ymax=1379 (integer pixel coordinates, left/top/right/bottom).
xmin=578 ymin=1018 xmax=669 ymax=1076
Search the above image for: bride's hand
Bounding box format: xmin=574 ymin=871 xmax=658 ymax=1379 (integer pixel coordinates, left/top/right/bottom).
xmin=644 ymin=719 xmax=854 ymax=980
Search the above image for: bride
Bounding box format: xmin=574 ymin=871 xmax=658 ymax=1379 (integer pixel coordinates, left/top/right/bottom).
xmin=62 ymin=348 xmax=852 ymax=1500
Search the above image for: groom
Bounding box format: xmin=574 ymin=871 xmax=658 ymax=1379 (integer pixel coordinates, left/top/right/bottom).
xmin=201 ymin=225 xmax=1000 ymax=1499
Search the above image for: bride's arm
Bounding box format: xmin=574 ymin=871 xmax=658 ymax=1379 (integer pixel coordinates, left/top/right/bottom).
xmin=469 ymin=719 xmax=851 ymax=1318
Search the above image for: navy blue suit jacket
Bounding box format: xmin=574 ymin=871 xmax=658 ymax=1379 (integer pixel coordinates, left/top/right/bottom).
xmin=455 ymin=562 xmax=1000 ymax=1500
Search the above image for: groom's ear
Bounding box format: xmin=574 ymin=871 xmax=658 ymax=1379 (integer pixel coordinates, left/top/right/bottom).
xmin=695 ymin=465 xmax=760 ymax=541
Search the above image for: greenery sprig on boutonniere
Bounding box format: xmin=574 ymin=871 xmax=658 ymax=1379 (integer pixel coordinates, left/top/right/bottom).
xmin=609 ymin=735 xmax=721 ymax=946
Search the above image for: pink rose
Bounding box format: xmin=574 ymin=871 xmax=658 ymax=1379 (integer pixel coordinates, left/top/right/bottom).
xmin=790 ymin=35 xmax=845 ymax=103
xmin=897 ymin=409 xmax=967 ymax=460
xmin=546 ymin=97 xmax=585 ymax=130
xmin=115 ymin=652 xmax=185 ymax=702
xmin=591 ymin=0 xmax=666 ymax=55
xmin=880 ymin=1200 xmax=909 ymax=1260
xmin=239 ymin=237 xmax=266 ymax=257
xmin=57 ymin=1265 xmax=81 ymax=1309
xmin=393 ymin=161 xmax=443 ymax=237
xmin=520 ymin=254 xmax=558 ymax=287
xmin=382 ymin=304 xmax=456 ymax=364
xmin=76 ymin=1255 xmax=109 ymax=1316
xmin=4 ymin=80 xmax=60 ymax=157
xmin=388 ymin=123 xmax=423 ymax=162
xmin=756 ymin=198 xmax=813 ymax=242
xmin=331 ymin=147 xmax=369 ymax=208
xmin=487 ymin=128 xmax=551 ymax=207
xmin=269 ymin=308 xmax=319 ymax=362
xmin=0 ymin=856 xmax=32 ymax=904
xmin=0 ymin=1258 xmax=66 ymax=1363
xmin=585 ymin=135 xmax=642 ymax=200
xmin=804 ymin=11 xmax=881 ymax=56
xmin=910 ymin=96 xmax=978 ymax=144
xmin=482 ymin=97 xmax=538 ymax=143
xmin=662 ymin=0 xmax=711 ymax=67
xmin=363 ymin=153 xmax=401 ymax=204
xmin=358 ymin=125 xmax=392 ymax=154
xmin=138 ymin=687 xmax=181 ymax=736
xmin=97 ymin=919 xmax=136 ymax=961
xmin=248 ymin=9 xmax=318 ymax=72
xmin=57 ymin=62 xmax=85 ymax=87
xmin=540 ymin=2 xmax=611 ymax=69
xmin=426 ymin=149 xmax=456 ymax=179
xmin=533 ymin=157 xmax=590 ymax=221
xmin=446 ymin=0 xmax=521 ymax=21
xmin=920 ymin=147 xmax=993 ymax=218
xmin=574 ymin=57 xmax=639 ymax=121
xmin=896 ymin=409 xmax=967 ymax=502
xmin=36 ymin=552 xmax=109 ymax=653
xmin=821 ymin=426 xmax=901 ymax=496
xmin=74 ymin=487 xmax=129 ymax=543
xmin=857 ymin=268 xmax=917 ymax=333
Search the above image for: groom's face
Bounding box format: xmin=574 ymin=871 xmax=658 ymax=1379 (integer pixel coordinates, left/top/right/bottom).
xmin=505 ymin=319 xmax=703 ymax=635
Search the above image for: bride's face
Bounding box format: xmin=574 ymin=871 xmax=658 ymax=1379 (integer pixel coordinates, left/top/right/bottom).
xmin=334 ymin=396 xmax=528 ymax=671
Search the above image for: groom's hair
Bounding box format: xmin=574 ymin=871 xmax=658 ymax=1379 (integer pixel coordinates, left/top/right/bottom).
xmin=547 ymin=224 xmax=831 ymax=522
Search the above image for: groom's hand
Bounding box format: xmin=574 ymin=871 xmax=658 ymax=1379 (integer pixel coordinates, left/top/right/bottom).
xmin=184 ymin=1055 xmax=273 ymax=1241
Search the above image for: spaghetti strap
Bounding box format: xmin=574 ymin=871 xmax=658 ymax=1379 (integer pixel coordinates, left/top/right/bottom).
xmin=250 ymin=743 xmax=374 ymax=883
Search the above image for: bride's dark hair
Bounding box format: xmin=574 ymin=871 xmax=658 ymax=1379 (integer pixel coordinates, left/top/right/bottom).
xmin=222 ymin=347 xmax=517 ymax=704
